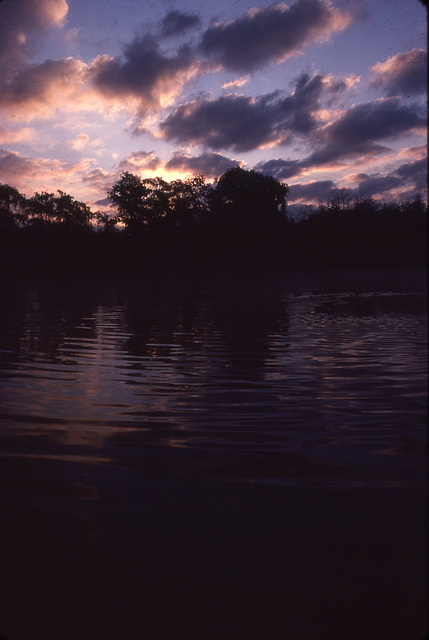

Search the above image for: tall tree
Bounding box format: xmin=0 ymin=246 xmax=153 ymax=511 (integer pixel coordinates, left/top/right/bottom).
xmin=108 ymin=172 xmax=151 ymax=232
xmin=212 ymin=167 xmax=288 ymax=220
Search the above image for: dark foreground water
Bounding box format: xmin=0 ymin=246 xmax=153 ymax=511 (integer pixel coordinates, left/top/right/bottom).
xmin=0 ymin=269 xmax=427 ymax=640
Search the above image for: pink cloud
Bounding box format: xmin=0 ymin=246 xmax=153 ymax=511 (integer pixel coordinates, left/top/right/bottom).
xmin=118 ymin=151 xmax=162 ymax=173
xmin=69 ymin=134 xmax=90 ymax=151
xmin=0 ymin=149 xmax=112 ymax=209
xmin=0 ymin=126 xmax=36 ymax=144
xmin=0 ymin=58 xmax=88 ymax=118
xmin=370 ymin=48 xmax=427 ymax=97
xmin=89 ymin=37 xmax=200 ymax=114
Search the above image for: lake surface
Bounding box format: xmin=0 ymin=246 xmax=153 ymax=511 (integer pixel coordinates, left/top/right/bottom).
xmin=0 ymin=270 xmax=427 ymax=640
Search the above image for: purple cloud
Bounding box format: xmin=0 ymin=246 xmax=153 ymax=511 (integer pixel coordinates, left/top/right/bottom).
xmin=165 ymin=152 xmax=240 ymax=178
xmin=254 ymin=158 xmax=303 ymax=180
xmin=305 ymin=97 xmax=426 ymax=167
xmin=90 ymin=35 xmax=198 ymax=112
xmin=118 ymin=151 xmax=162 ymax=173
xmin=371 ymin=49 xmax=427 ymax=97
xmin=160 ymin=10 xmax=200 ymax=38
xmin=0 ymin=0 xmax=67 ymax=70
xmin=288 ymin=180 xmax=335 ymax=203
xmin=199 ymin=0 xmax=352 ymax=72
xmin=349 ymin=174 xmax=401 ymax=198
xmin=159 ymin=73 xmax=326 ymax=152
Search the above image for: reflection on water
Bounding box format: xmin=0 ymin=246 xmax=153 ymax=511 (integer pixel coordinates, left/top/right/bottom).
xmin=1 ymin=272 xmax=426 ymax=486
xmin=0 ymin=270 xmax=427 ymax=640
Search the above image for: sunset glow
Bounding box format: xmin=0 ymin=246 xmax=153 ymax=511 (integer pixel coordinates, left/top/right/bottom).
xmin=0 ymin=0 xmax=426 ymax=213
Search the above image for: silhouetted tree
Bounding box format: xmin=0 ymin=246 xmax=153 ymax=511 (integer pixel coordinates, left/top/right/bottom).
xmin=207 ymin=167 xmax=289 ymax=269
xmin=108 ymin=172 xmax=151 ymax=232
xmin=168 ymin=175 xmax=213 ymax=228
xmin=0 ymin=173 xmax=427 ymax=278
xmin=108 ymin=172 xmax=176 ymax=232
xmin=141 ymin=177 xmax=172 ymax=221
xmin=26 ymin=190 xmax=94 ymax=228
xmin=212 ymin=167 xmax=288 ymax=220
xmin=328 ymin=187 xmax=352 ymax=212
xmin=95 ymin=211 xmax=118 ymax=233
xmin=0 ymin=184 xmax=28 ymax=230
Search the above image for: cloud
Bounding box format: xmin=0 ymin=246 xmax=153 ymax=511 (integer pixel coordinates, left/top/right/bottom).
xmin=89 ymin=35 xmax=200 ymax=113
xmin=0 ymin=57 xmax=88 ymax=118
xmin=347 ymin=173 xmax=401 ymax=198
xmin=159 ymin=73 xmax=326 ymax=152
xmin=394 ymin=156 xmax=427 ymax=182
xmin=255 ymin=100 xmax=427 ymax=198
xmin=394 ymin=144 xmax=427 ymax=163
xmin=165 ymin=152 xmax=241 ymax=178
xmin=283 ymin=72 xmax=326 ymax=133
xmin=0 ymin=148 xmax=75 ymax=195
xmin=0 ymin=0 xmax=68 ymax=71
xmin=160 ymin=10 xmax=200 ymax=38
xmin=370 ymin=48 xmax=427 ymax=97
xmin=288 ymin=179 xmax=334 ymax=203
xmin=346 ymin=154 xmax=428 ymax=199
xmin=320 ymin=97 xmax=426 ymax=147
xmin=305 ymin=97 xmax=427 ymax=167
xmin=160 ymin=93 xmax=280 ymax=152
xmin=199 ymin=0 xmax=352 ymax=73
xmin=0 ymin=149 xmax=103 ymax=203
xmin=69 ymin=133 xmax=90 ymax=151
xmin=0 ymin=150 xmax=35 ymax=183
xmin=222 ymin=76 xmax=251 ymax=90
xmin=0 ymin=125 xmax=35 ymax=144
xmin=118 ymin=151 xmax=162 ymax=173
xmin=254 ymin=158 xmax=304 ymax=180
xmin=393 ymin=157 xmax=428 ymax=193
xmin=81 ymin=168 xmax=116 ymax=208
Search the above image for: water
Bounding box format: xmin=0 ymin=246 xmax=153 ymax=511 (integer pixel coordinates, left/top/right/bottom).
xmin=0 ymin=270 xmax=427 ymax=640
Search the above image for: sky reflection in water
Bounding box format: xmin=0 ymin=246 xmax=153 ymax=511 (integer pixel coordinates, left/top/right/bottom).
xmin=0 ymin=271 xmax=426 ymax=488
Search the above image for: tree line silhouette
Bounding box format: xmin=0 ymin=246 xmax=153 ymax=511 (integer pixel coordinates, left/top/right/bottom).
xmin=0 ymin=167 xmax=426 ymax=278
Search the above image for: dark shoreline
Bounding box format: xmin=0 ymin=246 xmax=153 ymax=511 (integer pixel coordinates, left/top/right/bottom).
xmin=2 ymin=265 xmax=427 ymax=295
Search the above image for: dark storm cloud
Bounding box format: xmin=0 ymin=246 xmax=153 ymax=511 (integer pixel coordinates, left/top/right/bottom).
xmin=371 ymin=49 xmax=427 ymax=97
xmin=288 ymin=180 xmax=334 ymax=202
xmin=160 ymin=10 xmax=200 ymax=37
xmin=159 ymin=73 xmax=326 ymax=152
xmin=90 ymin=35 xmax=198 ymax=111
xmin=199 ymin=0 xmax=351 ymax=73
xmin=305 ymin=97 xmax=427 ymax=167
xmin=165 ymin=152 xmax=239 ymax=178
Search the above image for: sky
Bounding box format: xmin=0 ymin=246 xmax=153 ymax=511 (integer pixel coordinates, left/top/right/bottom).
xmin=0 ymin=0 xmax=427 ymax=215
